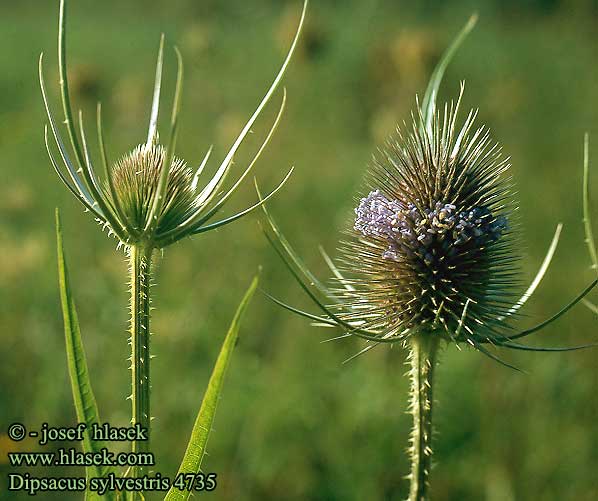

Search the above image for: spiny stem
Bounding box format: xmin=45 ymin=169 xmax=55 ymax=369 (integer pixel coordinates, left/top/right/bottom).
xmin=407 ymin=334 xmax=439 ymax=501
xmin=129 ymin=245 xmax=152 ymax=479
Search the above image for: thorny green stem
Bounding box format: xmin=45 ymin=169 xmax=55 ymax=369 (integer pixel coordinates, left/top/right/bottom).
xmin=128 ymin=245 xmax=152 ymax=483
xmin=407 ymin=334 xmax=439 ymax=501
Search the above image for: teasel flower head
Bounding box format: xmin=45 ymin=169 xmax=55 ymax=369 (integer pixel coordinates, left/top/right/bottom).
xmin=345 ymin=85 xmax=516 ymax=347
xmin=40 ymin=0 xmax=307 ymax=251
xmin=260 ymin=16 xmax=596 ymax=501
xmin=260 ymin=17 xmax=596 ymax=366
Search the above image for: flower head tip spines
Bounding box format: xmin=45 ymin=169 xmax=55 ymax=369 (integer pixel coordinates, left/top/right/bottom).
xmin=341 ymin=95 xmax=519 ymax=343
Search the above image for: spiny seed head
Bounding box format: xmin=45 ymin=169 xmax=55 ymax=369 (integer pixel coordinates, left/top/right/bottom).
xmin=107 ymin=143 xmax=197 ymax=242
xmin=338 ymin=95 xmax=520 ymax=342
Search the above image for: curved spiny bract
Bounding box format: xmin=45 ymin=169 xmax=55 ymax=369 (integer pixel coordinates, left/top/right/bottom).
xmin=341 ymin=95 xmax=520 ymax=346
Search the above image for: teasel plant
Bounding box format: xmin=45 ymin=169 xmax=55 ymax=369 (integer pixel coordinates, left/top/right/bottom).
xmin=43 ymin=0 xmax=307 ymax=499
xmin=259 ymin=15 xmax=596 ymax=501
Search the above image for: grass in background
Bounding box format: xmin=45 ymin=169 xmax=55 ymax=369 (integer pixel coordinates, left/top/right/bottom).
xmin=1 ymin=0 xmax=597 ymax=499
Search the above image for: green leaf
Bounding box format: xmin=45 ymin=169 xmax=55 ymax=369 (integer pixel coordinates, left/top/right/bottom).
xmin=56 ymin=209 xmax=115 ymax=500
xmin=421 ymin=14 xmax=477 ymax=132
xmin=164 ymin=273 xmax=259 ymax=501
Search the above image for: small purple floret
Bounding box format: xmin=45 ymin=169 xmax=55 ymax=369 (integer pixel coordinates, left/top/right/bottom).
xmin=354 ymin=190 xmax=403 ymax=240
xmin=354 ymin=190 xmax=508 ymax=262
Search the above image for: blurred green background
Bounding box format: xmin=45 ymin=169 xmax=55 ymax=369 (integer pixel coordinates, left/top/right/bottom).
xmin=1 ymin=0 xmax=598 ymax=499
